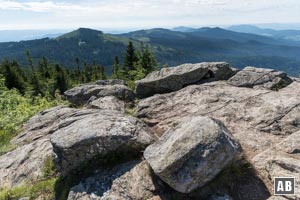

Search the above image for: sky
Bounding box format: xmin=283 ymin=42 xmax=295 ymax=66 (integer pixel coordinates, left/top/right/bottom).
xmin=0 ymin=0 xmax=300 ymax=31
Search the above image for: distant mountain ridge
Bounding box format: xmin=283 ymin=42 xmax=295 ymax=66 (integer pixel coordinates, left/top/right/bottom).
xmin=226 ymin=25 xmax=300 ymax=42
xmin=0 ymin=27 xmax=300 ymax=75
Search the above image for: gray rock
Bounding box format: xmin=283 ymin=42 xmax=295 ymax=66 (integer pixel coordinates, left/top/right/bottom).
xmin=64 ymin=84 xmax=135 ymax=105
xmin=0 ymin=139 xmax=53 ymax=188
xmin=67 ymin=160 xmax=139 ymax=200
xmin=144 ymin=116 xmax=241 ymax=193
xmin=50 ymin=110 xmax=155 ymax=175
xmin=252 ymin=130 xmax=300 ymax=199
xmin=137 ymin=81 xmax=300 ymax=156
xmin=95 ymin=79 xmax=126 ymax=86
xmin=228 ymin=66 xmax=292 ymax=90
xmin=12 ymin=106 xmax=73 ymax=144
xmin=87 ymin=96 xmax=125 ymax=112
xmin=100 ymin=161 xmax=163 ymax=200
xmin=12 ymin=106 xmax=99 ymax=145
xmin=135 ymin=62 xmax=234 ymax=98
xmin=137 ymin=79 xmax=300 ymax=198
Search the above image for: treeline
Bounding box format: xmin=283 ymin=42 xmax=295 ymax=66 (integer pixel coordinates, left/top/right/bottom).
xmin=0 ymin=41 xmax=157 ymax=98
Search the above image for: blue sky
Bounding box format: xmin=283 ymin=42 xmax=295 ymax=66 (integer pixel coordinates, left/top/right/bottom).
xmin=0 ymin=0 xmax=300 ymax=30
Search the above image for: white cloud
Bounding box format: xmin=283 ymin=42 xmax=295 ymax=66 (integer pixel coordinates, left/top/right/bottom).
xmin=0 ymin=0 xmax=299 ymax=30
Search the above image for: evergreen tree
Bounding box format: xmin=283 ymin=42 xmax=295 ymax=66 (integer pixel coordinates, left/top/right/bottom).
xmin=113 ymin=56 xmax=119 ymax=75
xmin=100 ymin=66 xmax=107 ymax=80
xmin=2 ymin=60 xmax=26 ymax=94
xmin=54 ymin=64 xmax=68 ymax=95
xmin=124 ymin=41 xmax=136 ymax=71
xmin=26 ymin=50 xmax=44 ymax=96
xmin=142 ymin=46 xmax=157 ymax=73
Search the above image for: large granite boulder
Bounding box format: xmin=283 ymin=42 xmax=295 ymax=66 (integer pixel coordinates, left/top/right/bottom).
xmin=228 ymin=67 xmax=292 ymax=90
xmin=1 ymin=106 xmax=102 ymax=188
xmin=64 ymin=84 xmax=135 ymax=106
xmin=144 ymin=116 xmax=241 ymax=193
xmin=0 ymin=139 xmax=53 ymax=188
xmin=50 ymin=110 xmax=155 ymax=175
xmin=135 ymin=62 xmax=235 ymax=98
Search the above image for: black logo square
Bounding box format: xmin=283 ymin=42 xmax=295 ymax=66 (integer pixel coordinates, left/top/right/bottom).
xmin=274 ymin=177 xmax=295 ymax=195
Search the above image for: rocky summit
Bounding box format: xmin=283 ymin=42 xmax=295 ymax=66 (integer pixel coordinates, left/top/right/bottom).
xmin=1 ymin=62 xmax=300 ymax=200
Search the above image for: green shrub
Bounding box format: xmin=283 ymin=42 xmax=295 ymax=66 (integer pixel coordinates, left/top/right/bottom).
xmin=0 ymin=178 xmax=57 ymax=200
xmin=0 ymin=75 xmax=66 ymax=155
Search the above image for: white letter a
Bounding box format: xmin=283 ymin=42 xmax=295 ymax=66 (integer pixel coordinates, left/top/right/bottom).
xmin=277 ymin=181 xmax=284 ymax=191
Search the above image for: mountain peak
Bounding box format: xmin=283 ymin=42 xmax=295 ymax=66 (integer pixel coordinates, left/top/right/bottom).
xmin=57 ymin=28 xmax=103 ymax=40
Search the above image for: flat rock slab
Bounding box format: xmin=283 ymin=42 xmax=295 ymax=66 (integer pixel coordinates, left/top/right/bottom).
xmin=135 ymin=62 xmax=235 ymax=98
xmin=95 ymin=79 xmax=126 ymax=86
xmin=87 ymin=96 xmax=125 ymax=112
xmin=252 ymin=130 xmax=300 ymax=199
xmin=144 ymin=116 xmax=241 ymax=193
xmin=64 ymin=84 xmax=135 ymax=105
xmin=228 ymin=66 xmax=292 ymax=90
xmin=0 ymin=139 xmax=53 ymax=188
xmin=50 ymin=110 xmax=155 ymax=175
xmin=12 ymin=106 xmax=92 ymax=145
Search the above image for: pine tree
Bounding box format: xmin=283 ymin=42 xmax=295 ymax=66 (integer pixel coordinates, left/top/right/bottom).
xmin=100 ymin=66 xmax=107 ymax=80
xmin=142 ymin=46 xmax=157 ymax=73
xmin=124 ymin=41 xmax=136 ymax=71
xmin=54 ymin=64 xmax=68 ymax=95
xmin=112 ymin=56 xmax=120 ymax=78
xmin=2 ymin=60 xmax=26 ymax=94
xmin=26 ymin=50 xmax=44 ymax=96
xmin=41 ymin=56 xmax=51 ymax=79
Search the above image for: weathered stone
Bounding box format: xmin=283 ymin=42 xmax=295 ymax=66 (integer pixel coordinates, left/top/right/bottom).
xmin=50 ymin=110 xmax=155 ymax=175
xmin=136 ymin=79 xmax=300 ymax=197
xmin=64 ymin=84 xmax=135 ymax=105
xmin=87 ymin=96 xmax=125 ymax=112
xmin=67 ymin=160 xmax=139 ymax=200
xmin=144 ymin=116 xmax=241 ymax=193
xmin=252 ymin=130 xmax=300 ymax=199
xmin=100 ymin=161 xmax=163 ymax=200
xmin=95 ymin=79 xmax=126 ymax=86
xmin=12 ymin=106 xmax=99 ymax=145
xmin=0 ymin=139 xmax=53 ymax=188
xmin=135 ymin=62 xmax=234 ymax=98
xmin=68 ymin=161 xmax=172 ymax=200
xmin=137 ymin=81 xmax=300 ymax=158
xmin=228 ymin=67 xmax=292 ymax=90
